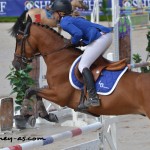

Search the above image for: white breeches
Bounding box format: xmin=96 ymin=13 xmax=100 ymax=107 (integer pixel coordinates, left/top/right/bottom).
xmin=78 ymin=32 xmax=112 ymax=73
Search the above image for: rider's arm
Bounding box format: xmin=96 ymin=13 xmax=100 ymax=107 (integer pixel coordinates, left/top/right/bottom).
xmin=60 ymin=21 xmax=83 ymax=45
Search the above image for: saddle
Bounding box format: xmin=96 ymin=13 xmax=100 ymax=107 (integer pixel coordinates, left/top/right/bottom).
xmin=75 ymin=56 xmax=128 ymax=82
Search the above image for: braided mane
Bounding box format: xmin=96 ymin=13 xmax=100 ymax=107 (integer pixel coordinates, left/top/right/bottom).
xmin=32 ymin=22 xmax=65 ymax=39
xmin=31 ymin=22 xmax=82 ymax=52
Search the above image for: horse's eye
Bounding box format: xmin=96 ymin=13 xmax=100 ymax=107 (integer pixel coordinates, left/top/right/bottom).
xmin=16 ymin=34 xmax=22 ymax=45
xmin=16 ymin=37 xmax=21 ymax=42
xmin=16 ymin=38 xmax=22 ymax=45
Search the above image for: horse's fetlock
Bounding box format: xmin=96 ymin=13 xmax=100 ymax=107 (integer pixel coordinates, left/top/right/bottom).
xmin=25 ymin=88 xmax=36 ymax=99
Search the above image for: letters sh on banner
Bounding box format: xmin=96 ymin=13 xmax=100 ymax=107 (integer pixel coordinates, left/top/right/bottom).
xmin=0 ymin=0 xmax=51 ymax=16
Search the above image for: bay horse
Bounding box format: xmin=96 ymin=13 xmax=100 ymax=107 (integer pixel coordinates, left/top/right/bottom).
xmin=11 ymin=18 xmax=150 ymax=119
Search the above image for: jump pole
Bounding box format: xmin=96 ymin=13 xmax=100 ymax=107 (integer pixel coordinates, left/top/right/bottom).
xmin=112 ymin=0 xmax=120 ymax=61
xmin=91 ymin=0 xmax=100 ymax=23
xmin=128 ymin=61 xmax=150 ymax=69
xmin=2 ymin=122 xmax=102 ymax=150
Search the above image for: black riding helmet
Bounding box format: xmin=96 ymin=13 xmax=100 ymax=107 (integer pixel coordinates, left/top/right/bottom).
xmin=51 ymin=0 xmax=72 ymax=15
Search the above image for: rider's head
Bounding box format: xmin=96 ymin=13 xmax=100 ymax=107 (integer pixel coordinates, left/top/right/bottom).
xmin=51 ymin=0 xmax=72 ymax=21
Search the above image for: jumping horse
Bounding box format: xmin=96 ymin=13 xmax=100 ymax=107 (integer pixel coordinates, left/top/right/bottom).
xmin=10 ymin=1 xmax=88 ymax=123
xmin=11 ymin=17 xmax=150 ymax=119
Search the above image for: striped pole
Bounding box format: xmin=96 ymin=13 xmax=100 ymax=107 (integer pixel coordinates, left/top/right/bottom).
xmin=2 ymin=122 xmax=102 ymax=150
xmin=128 ymin=61 xmax=150 ymax=69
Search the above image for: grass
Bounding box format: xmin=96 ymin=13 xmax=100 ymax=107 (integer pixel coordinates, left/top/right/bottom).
xmin=0 ymin=17 xmax=18 ymax=22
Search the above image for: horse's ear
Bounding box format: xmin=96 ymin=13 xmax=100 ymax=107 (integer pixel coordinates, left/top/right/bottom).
xmin=26 ymin=15 xmax=32 ymax=23
xmin=24 ymin=15 xmax=32 ymax=36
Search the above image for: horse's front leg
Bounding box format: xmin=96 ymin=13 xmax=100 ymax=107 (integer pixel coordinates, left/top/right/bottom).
xmin=25 ymin=87 xmax=58 ymax=104
xmin=23 ymin=87 xmax=59 ymax=123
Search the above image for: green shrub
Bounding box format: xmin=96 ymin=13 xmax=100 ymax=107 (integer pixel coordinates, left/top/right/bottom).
xmin=6 ymin=65 xmax=35 ymax=111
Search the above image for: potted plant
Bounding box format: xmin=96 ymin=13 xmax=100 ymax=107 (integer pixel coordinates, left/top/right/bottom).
xmin=6 ymin=64 xmax=35 ymax=129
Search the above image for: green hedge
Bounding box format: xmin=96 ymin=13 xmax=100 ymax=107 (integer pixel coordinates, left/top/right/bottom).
xmin=0 ymin=15 xmax=112 ymax=22
xmin=86 ymin=15 xmax=112 ymax=21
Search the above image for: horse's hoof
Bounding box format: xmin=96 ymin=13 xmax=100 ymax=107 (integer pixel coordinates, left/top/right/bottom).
xmin=76 ymin=103 xmax=88 ymax=111
xmin=43 ymin=113 xmax=59 ymax=123
xmin=27 ymin=116 xmax=36 ymax=127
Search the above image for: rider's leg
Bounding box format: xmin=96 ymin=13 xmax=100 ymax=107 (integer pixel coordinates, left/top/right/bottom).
xmin=78 ymin=33 xmax=112 ymax=107
xmin=82 ymin=67 xmax=100 ymax=107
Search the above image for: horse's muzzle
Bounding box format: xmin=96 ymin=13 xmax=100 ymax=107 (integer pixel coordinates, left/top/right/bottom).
xmin=12 ymin=59 xmax=27 ymax=70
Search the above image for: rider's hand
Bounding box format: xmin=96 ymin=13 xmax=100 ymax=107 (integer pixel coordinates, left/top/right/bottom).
xmin=76 ymin=40 xmax=86 ymax=47
xmin=79 ymin=41 xmax=86 ymax=46
xmin=65 ymin=40 xmax=86 ymax=48
xmin=65 ymin=39 xmax=73 ymax=48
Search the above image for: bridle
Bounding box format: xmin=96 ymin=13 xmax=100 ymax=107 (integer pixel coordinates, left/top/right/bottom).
xmin=14 ymin=22 xmax=40 ymax=64
xmin=14 ymin=22 xmax=72 ymax=65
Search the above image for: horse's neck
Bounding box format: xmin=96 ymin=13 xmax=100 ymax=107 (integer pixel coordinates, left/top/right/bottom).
xmin=31 ymin=24 xmax=82 ymax=70
xmin=31 ymin=25 xmax=65 ymax=54
xmin=43 ymin=48 xmax=82 ymax=71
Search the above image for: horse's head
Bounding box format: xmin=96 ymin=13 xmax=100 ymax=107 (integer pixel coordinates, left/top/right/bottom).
xmin=12 ymin=16 xmax=68 ymax=70
xmin=71 ymin=0 xmax=89 ymax=10
xmin=12 ymin=16 xmax=40 ymax=70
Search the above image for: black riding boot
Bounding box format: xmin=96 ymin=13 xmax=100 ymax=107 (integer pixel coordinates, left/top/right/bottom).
xmin=82 ymin=68 xmax=100 ymax=107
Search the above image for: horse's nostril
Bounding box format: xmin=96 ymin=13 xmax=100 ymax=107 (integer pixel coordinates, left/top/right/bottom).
xmin=12 ymin=60 xmax=19 ymax=70
xmin=12 ymin=60 xmax=23 ymax=70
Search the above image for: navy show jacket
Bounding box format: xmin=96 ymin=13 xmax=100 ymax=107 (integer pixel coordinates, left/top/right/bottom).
xmin=60 ymin=16 xmax=112 ymax=45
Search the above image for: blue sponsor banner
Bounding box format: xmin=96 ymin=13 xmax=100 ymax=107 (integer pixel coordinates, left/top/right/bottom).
xmin=0 ymin=0 xmax=25 ymax=16
xmin=0 ymin=0 xmax=103 ymax=17
xmin=0 ymin=0 xmax=51 ymax=17
xmin=120 ymin=0 xmax=150 ymax=15
xmin=77 ymin=0 xmax=103 ymax=16
xmin=105 ymin=0 xmax=150 ymax=15
xmin=1 ymin=0 xmax=150 ymax=17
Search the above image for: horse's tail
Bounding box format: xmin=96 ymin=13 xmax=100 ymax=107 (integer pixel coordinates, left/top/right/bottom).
xmin=9 ymin=10 xmax=28 ymax=37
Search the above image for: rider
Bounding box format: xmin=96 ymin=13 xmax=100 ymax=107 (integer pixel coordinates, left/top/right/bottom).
xmin=51 ymin=0 xmax=112 ymax=109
